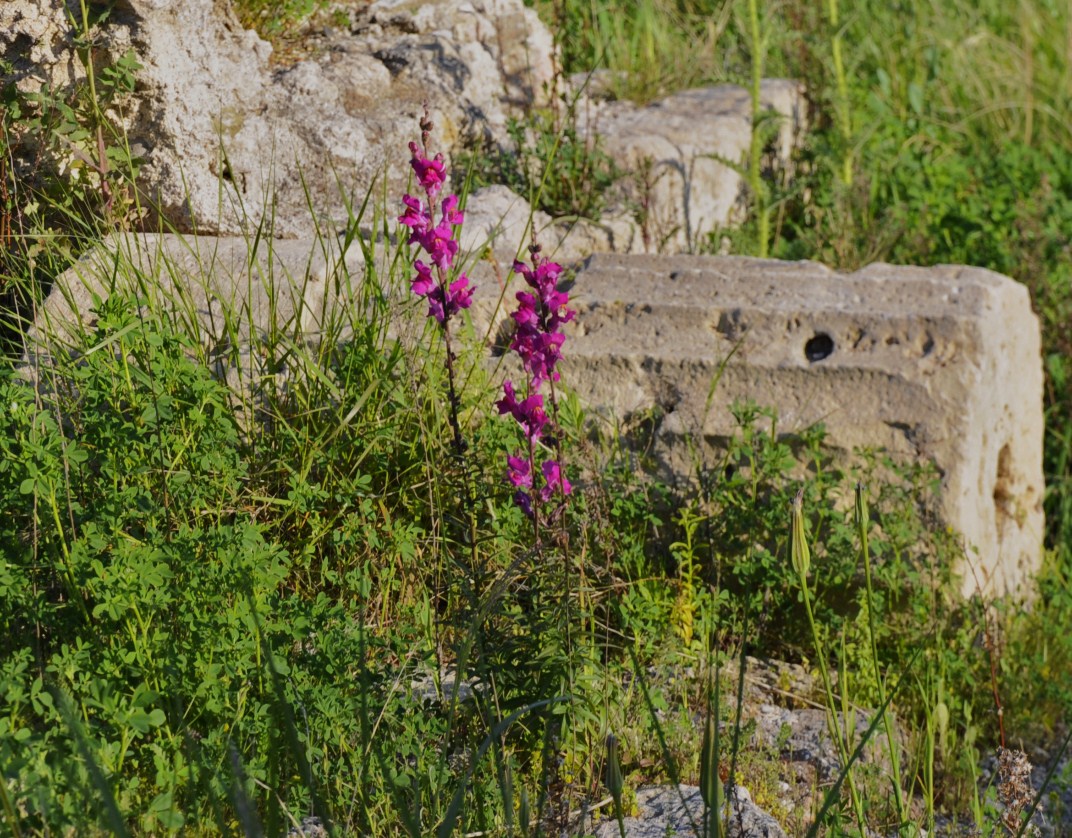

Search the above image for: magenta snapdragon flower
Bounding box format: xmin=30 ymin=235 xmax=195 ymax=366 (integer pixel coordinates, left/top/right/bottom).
xmin=408 ymin=141 xmax=446 ymax=196
xmin=539 ymin=460 xmax=571 ymax=502
xmin=500 ymin=247 xmax=575 ymax=518
xmin=510 ymin=258 xmax=575 ymax=385
xmin=496 ymin=381 xmax=549 ymax=443
xmin=400 ymin=131 xmax=473 ymax=325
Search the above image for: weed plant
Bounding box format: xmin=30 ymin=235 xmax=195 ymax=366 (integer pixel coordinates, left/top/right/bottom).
xmin=463 ymin=108 xmax=622 ymax=223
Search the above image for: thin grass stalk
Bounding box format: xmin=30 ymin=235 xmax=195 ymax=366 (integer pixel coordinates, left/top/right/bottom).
xmin=0 ymin=768 xmax=23 ymax=838
xmin=791 ymin=488 xmax=868 ymax=833
xmin=726 ymin=616 xmax=750 ymax=816
xmin=826 ymin=0 xmax=853 ymax=187
xmin=226 ymin=744 xmax=265 ymax=838
xmin=495 ymin=746 xmax=515 ymax=834
xmin=604 ymin=734 xmax=627 ymax=838
xmin=45 ymin=481 xmax=91 ymax=625
xmin=805 ymin=645 xmax=923 ymax=838
xmin=519 ymin=784 xmax=531 ymax=837
xmin=699 ymin=668 xmax=724 ymax=838
xmin=746 ymin=0 xmax=770 ymax=257
xmin=918 ymin=675 xmax=937 ymax=834
xmin=856 ymin=483 xmax=910 ymax=831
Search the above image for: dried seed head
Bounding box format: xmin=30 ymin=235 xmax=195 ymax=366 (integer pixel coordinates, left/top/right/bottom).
xmin=997 ymin=747 xmax=1040 ymax=836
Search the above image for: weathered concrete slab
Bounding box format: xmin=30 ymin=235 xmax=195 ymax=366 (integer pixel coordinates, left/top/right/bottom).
xmin=21 ymin=231 xmax=377 ymax=413
xmin=563 ymin=254 xmax=1044 ymax=596
xmin=28 ymin=233 xmax=364 ymax=348
xmin=23 ymin=185 xmax=557 ymax=366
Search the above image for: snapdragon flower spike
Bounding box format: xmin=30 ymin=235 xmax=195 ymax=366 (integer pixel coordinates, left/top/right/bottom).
xmin=400 ymin=196 xmax=462 ymax=271
xmin=410 ymin=260 xmax=435 ymax=296
xmin=400 ymin=135 xmax=474 ymax=326
xmin=498 ymin=248 xmax=575 ymax=518
xmin=507 ymin=455 xmax=572 ymax=519
xmin=539 ymin=460 xmax=571 ymax=502
xmin=399 ymin=195 xmax=429 ymax=238
xmin=511 ymin=322 xmax=566 ymax=387
xmin=409 ymin=260 xmax=474 ymax=324
xmin=424 ymin=275 xmax=474 ymax=325
xmin=440 ymin=194 xmax=464 ymax=226
xmin=513 ymin=488 xmax=534 ymax=519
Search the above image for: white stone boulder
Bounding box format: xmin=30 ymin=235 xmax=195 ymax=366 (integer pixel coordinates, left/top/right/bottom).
xmin=3 ymin=1 xmax=804 ymax=256
xmin=574 ymin=80 xmax=806 ymax=253
xmin=1 ymin=0 xmax=556 ymax=237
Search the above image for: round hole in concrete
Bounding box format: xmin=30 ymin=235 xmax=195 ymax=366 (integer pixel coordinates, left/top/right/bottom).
xmin=805 ymin=332 xmax=835 ymax=362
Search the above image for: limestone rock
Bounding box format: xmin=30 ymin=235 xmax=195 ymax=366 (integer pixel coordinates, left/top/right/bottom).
xmin=591 ymin=784 xmax=787 ymax=838
xmin=575 ymin=80 xmax=806 ymax=253
xmin=459 ymin=185 xmax=639 ymax=265
xmin=458 ymin=185 xmax=555 ymax=260
xmin=0 ymin=1 xmax=77 ymax=94
xmin=1 ymin=0 xmax=556 ymax=237
xmin=2 ymin=1 xmax=802 ymax=254
xmin=562 ymin=253 xmax=1045 ymax=596
xmin=358 ymin=0 xmax=556 ymax=110
xmin=750 ymin=703 xmax=903 ymax=782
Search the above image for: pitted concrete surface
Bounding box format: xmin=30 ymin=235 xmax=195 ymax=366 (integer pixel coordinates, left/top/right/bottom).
xmin=562 ymin=253 xmax=1044 ymax=596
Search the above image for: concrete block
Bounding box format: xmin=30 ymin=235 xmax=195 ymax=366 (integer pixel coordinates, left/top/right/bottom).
xmin=563 ymin=254 xmax=1045 ymax=596
xmin=28 ymin=233 xmax=365 ymax=348
xmin=21 ymin=232 xmax=372 ymax=415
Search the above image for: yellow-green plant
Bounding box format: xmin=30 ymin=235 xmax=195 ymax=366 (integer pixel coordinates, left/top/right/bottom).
xmin=856 ymin=483 xmax=911 ymax=830
xmin=670 ymin=504 xmax=706 ymax=647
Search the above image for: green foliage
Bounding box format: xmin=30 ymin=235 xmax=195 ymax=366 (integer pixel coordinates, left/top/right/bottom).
xmin=464 ymin=108 xmax=622 ymax=221
xmin=233 ymin=0 xmax=324 ymax=41
xmin=675 ymin=404 xmax=955 ymax=662
xmin=0 ymin=299 xmax=284 ymax=830
xmin=540 ymin=0 xmax=758 ymax=103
